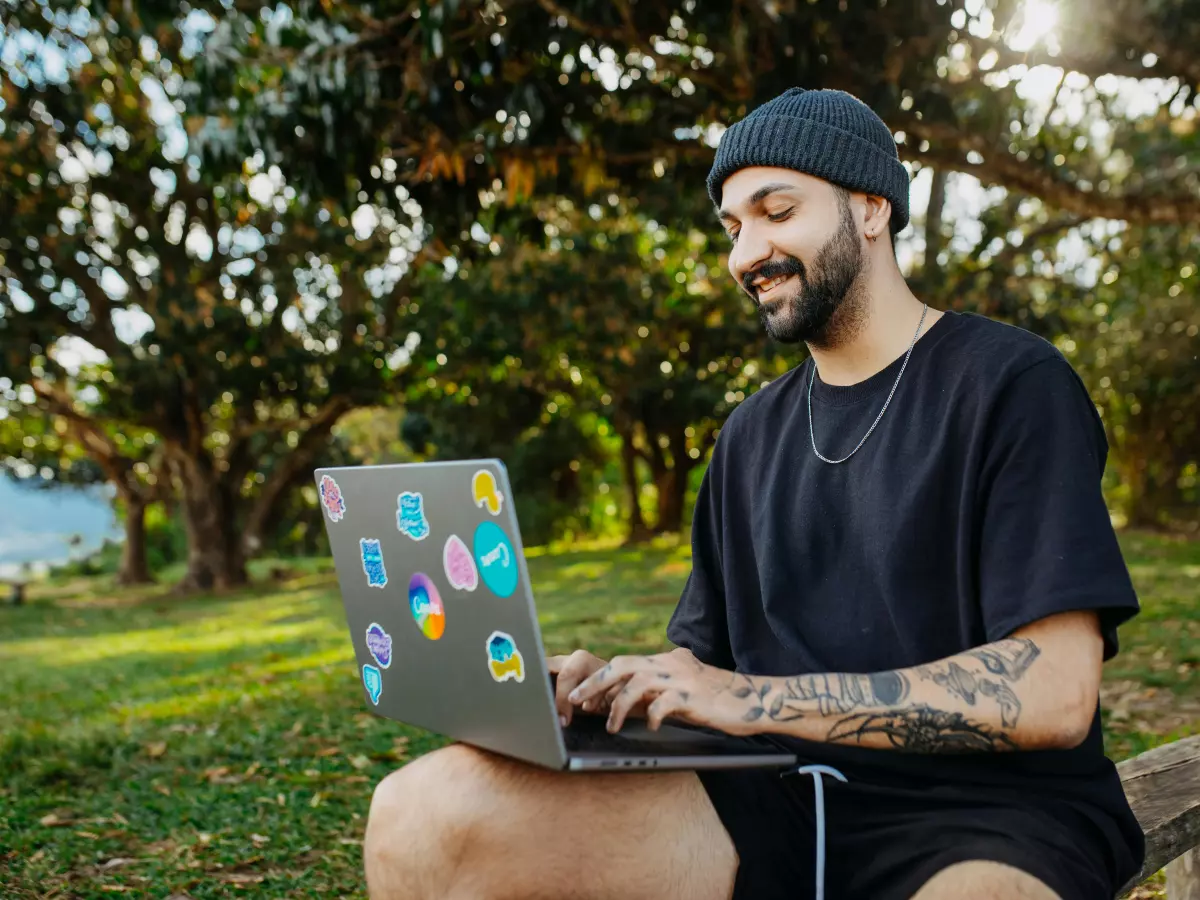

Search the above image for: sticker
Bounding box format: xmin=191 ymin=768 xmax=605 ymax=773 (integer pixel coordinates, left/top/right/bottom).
xmin=319 ymin=475 xmax=346 ymax=522
xmin=362 ymin=664 xmax=383 ymax=705
xmin=443 ymin=535 xmax=479 ymax=592
xmin=365 ymin=622 xmax=393 ymax=669
xmin=471 ymin=470 xmax=505 ymax=516
xmin=486 ymin=630 xmax=525 ymax=683
xmin=360 ymin=538 xmax=388 ymax=588
xmin=396 ymin=491 xmax=431 ymax=541
xmin=408 ymin=573 xmax=445 ymax=640
xmin=473 ymin=521 xmax=518 ymax=598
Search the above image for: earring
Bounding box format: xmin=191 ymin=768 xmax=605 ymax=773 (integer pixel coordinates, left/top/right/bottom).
xmin=869 ymin=233 xmax=878 ymax=243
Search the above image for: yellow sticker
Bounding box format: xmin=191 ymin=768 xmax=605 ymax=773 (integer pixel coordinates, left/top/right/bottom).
xmin=471 ymin=469 xmax=504 ymax=516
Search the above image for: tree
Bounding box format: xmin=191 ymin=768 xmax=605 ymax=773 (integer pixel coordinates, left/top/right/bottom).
xmin=0 ymin=2 xmax=420 ymax=589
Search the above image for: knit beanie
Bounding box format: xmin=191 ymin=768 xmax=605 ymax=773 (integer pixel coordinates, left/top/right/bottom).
xmin=707 ymin=88 xmax=911 ymax=234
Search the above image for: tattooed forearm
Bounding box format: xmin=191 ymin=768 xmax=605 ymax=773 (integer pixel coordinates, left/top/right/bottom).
xmin=826 ymin=706 xmax=1018 ymax=753
xmin=733 ymin=670 xmax=911 ymax=724
xmin=916 ymin=661 xmax=1023 ymax=727
xmin=727 ymin=637 xmax=1055 ymax=751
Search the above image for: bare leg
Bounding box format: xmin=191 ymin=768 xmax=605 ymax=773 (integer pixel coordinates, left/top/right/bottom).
xmin=364 ymin=743 xmax=738 ymax=900
xmin=911 ymin=860 xmax=1063 ymax=900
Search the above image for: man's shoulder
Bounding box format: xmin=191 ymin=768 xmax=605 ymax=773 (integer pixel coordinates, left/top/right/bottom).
xmin=943 ymin=312 xmax=1063 ymax=377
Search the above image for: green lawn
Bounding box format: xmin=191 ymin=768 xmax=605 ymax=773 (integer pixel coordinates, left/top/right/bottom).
xmin=1 ymin=533 xmax=1197 ymax=898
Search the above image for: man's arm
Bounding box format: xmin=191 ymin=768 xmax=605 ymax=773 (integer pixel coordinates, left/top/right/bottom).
xmin=735 ymin=610 xmax=1100 ymax=751
xmin=570 ymin=609 xmax=1105 ymax=751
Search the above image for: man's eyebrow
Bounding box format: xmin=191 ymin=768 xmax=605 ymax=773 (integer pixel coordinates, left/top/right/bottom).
xmin=715 ymin=182 xmax=800 ymax=223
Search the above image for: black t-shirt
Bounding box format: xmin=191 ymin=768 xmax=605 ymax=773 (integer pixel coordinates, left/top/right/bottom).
xmin=667 ymin=310 xmax=1144 ymax=873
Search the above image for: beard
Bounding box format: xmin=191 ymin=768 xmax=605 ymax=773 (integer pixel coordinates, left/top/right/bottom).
xmin=746 ymin=193 xmax=868 ymax=349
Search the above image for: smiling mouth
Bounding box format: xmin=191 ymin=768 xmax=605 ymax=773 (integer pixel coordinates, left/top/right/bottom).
xmin=755 ymin=274 xmax=795 ymax=303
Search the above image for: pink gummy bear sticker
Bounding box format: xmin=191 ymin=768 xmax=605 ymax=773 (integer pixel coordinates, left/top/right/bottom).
xmin=443 ymin=534 xmax=479 ymax=592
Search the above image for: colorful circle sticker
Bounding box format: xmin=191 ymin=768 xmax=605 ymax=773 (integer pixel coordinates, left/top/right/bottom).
xmin=408 ymin=573 xmax=445 ymax=640
xmin=473 ymin=521 xmax=518 ymax=599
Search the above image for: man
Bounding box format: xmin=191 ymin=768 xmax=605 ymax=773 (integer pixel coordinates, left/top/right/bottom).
xmin=363 ymin=88 xmax=1145 ymax=900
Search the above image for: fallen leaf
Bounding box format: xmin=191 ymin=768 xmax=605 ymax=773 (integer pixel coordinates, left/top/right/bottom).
xmin=348 ymin=755 xmax=370 ymax=770
xmin=309 ymin=792 xmax=323 ymax=809
xmin=100 ymin=886 xmax=132 ymax=893
xmin=76 ymin=830 xmax=100 ymax=840
xmin=153 ymin=784 xmax=172 ymax=797
xmin=314 ymin=746 xmax=341 ymax=758
xmin=287 ymin=719 xmax=305 ymax=737
xmin=218 ymin=873 xmax=264 ymax=885
xmin=338 ymin=838 xmax=362 ymax=846
xmin=99 ymin=858 xmax=140 ymax=870
xmin=109 ymin=812 xmax=130 ymax=826
xmin=197 ymin=833 xmax=213 ymax=845
xmin=145 ymin=741 xmax=168 ymax=759
xmin=250 ymin=834 xmax=270 ymax=847
xmin=39 ymin=813 xmax=75 ymax=827
xmin=165 ymin=895 xmax=196 ymax=900
xmin=244 ymin=762 xmax=261 ymax=777
xmin=204 ymin=766 xmax=231 ymax=784
xmin=29 ymin=849 xmax=46 ymax=863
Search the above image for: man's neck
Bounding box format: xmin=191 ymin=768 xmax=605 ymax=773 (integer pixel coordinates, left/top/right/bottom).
xmin=806 ymin=266 xmax=940 ymax=387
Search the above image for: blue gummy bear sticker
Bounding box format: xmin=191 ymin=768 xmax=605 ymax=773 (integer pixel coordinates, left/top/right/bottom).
xmin=486 ymin=630 xmax=525 ymax=683
xmin=360 ymin=538 xmax=388 ymax=588
xmin=396 ymin=491 xmax=430 ymax=541
xmin=362 ymin=663 xmax=383 ymax=705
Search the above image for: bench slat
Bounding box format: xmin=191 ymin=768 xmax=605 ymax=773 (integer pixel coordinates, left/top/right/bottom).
xmin=1117 ymin=734 xmax=1200 ymax=895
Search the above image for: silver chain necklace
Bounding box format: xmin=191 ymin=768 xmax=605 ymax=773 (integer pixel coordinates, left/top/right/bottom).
xmin=808 ymin=303 xmax=929 ymax=465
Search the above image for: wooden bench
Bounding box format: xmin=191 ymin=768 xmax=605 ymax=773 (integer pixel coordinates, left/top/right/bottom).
xmin=1118 ymin=734 xmax=1200 ymax=898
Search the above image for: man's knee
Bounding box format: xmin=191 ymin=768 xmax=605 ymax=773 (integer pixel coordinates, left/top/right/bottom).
xmin=911 ymin=860 xmax=1063 ymax=900
xmin=364 ymin=744 xmax=489 ymax=899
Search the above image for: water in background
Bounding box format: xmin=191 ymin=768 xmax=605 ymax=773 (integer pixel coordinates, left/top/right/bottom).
xmin=0 ymin=479 xmax=121 ymax=579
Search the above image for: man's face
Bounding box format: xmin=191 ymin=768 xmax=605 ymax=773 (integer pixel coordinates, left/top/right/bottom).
xmin=716 ymin=167 xmax=866 ymax=347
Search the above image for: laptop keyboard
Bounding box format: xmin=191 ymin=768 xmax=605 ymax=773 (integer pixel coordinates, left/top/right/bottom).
xmin=562 ymin=717 xmax=737 ymax=756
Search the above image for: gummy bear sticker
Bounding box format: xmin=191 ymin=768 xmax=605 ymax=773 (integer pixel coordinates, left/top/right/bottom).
xmin=486 ymin=630 xmax=525 ymax=684
xmin=365 ymin=622 xmax=393 ymax=669
xmin=319 ymin=475 xmax=346 ymax=522
xmin=471 ymin=469 xmax=504 ymax=516
xmin=443 ymin=535 xmax=479 ymax=592
xmin=396 ymin=491 xmax=430 ymax=541
xmin=360 ymin=538 xmax=388 ymax=588
xmin=362 ymin=663 xmax=383 ymax=705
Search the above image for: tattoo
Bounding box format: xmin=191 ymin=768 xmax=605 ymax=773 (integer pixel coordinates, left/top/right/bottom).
xmin=917 ymin=661 xmax=1022 ymax=727
xmin=965 ymin=639 xmax=1040 ymax=679
xmin=657 ymin=673 xmax=671 ymax=680
xmin=827 ymin=705 xmax=1017 ymax=753
xmin=731 ymin=671 xmax=911 ymax=724
xmin=914 ymin=639 xmax=1040 ymax=728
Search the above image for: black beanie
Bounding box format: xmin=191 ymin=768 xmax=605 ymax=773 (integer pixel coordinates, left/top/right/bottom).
xmin=707 ymin=88 xmax=911 ymax=234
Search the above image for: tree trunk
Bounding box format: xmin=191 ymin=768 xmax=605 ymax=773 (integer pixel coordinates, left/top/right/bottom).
xmin=1168 ymin=846 xmax=1200 ymax=900
xmin=116 ymin=495 xmax=153 ymax=585
xmin=652 ymin=428 xmax=693 ymax=535
xmin=923 ymin=167 xmax=948 ymax=290
xmin=618 ymin=426 xmax=652 ymax=544
xmin=174 ymin=453 xmax=246 ymax=591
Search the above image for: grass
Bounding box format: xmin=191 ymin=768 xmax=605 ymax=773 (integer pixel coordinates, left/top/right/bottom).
xmin=1 ymin=533 xmax=1197 ymax=898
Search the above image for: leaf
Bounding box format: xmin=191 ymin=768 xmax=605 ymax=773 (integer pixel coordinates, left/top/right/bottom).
xmin=99 ymin=858 xmax=140 ymax=870
xmin=348 ymin=754 xmax=371 ymax=770
xmin=309 ymin=792 xmax=323 ymax=809
xmin=314 ymin=746 xmax=341 ymax=758
xmin=145 ymin=741 xmax=167 ymax=759
xmin=39 ymin=813 xmax=76 ymax=827
xmin=153 ymin=784 xmax=172 ymax=797
xmin=250 ymin=834 xmax=270 ymax=846
xmin=76 ymin=830 xmax=100 ymax=839
xmin=731 ymin=686 xmax=753 ymax=699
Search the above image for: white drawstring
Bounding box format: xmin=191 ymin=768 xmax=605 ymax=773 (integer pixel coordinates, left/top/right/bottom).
xmin=780 ymin=763 xmax=849 ymax=900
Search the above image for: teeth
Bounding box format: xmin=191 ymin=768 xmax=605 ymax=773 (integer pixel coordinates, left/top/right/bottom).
xmin=758 ymin=275 xmax=788 ymax=291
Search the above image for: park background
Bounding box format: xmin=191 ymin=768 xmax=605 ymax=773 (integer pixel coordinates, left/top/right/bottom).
xmin=1 ymin=0 xmax=1197 ymax=896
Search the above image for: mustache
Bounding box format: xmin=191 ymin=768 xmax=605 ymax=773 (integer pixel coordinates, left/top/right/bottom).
xmin=743 ymin=257 xmax=807 ymax=297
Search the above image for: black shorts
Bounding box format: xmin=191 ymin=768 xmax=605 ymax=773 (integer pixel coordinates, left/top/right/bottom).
xmin=698 ymin=752 xmax=1136 ymax=900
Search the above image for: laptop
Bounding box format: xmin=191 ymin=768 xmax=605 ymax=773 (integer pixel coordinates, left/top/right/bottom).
xmin=313 ymin=458 xmax=797 ymax=772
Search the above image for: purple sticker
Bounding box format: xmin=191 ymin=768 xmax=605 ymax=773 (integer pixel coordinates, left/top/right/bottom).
xmin=320 ymin=475 xmax=346 ymax=522
xmin=365 ymin=622 xmax=393 ymax=669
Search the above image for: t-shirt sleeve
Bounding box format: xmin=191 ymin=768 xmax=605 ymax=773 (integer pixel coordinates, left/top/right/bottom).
xmin=666 ymin=433 xmax=736 ymax=671
xmin=976 ymin=356 xmax=1139 ymax=661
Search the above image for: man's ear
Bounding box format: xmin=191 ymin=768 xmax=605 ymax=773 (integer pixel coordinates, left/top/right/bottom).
xmin=864 ymin=194 xmax=892 ymax=242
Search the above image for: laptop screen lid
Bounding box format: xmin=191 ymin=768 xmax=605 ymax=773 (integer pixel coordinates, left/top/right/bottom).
xmin=315 ymin=459 xmax=568 ymax=769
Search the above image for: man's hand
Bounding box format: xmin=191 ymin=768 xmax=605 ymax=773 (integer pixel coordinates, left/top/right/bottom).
xmin=547 ymin=650 xmax=610 ymax=727
xmin=568 ymin=648 xmax=755 ymax=736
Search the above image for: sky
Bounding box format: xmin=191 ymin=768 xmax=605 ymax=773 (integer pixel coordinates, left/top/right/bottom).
xmin=0 ymin=478 xmax=121 ymax=578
